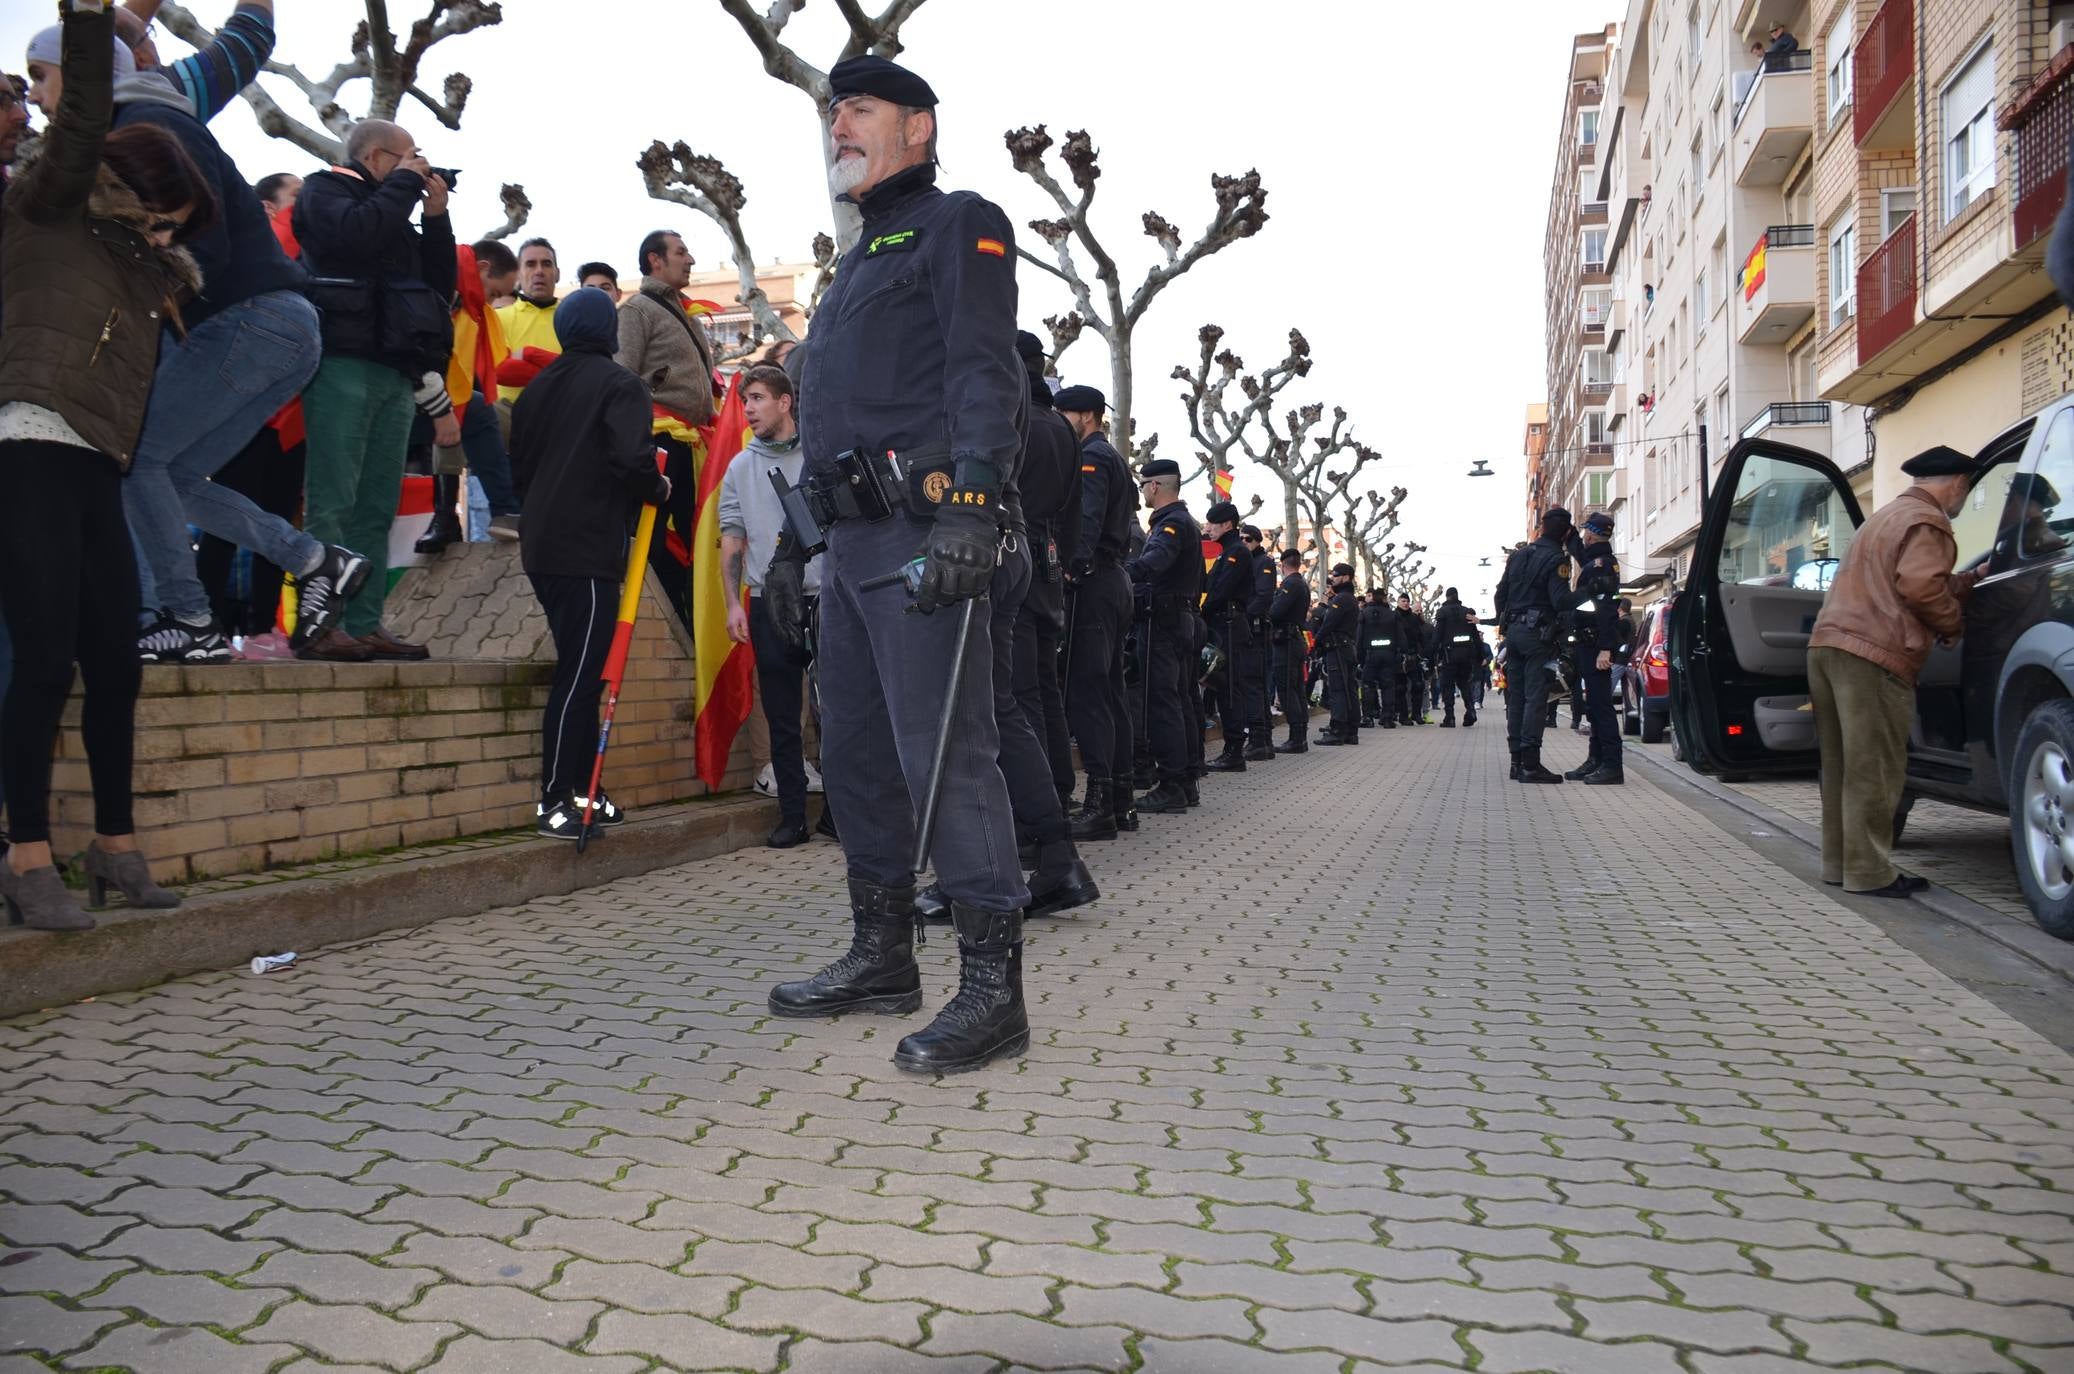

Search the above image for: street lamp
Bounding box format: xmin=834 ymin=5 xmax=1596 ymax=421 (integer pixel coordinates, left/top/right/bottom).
xmin=1468 ymin=460 xmax=1495 ymax=477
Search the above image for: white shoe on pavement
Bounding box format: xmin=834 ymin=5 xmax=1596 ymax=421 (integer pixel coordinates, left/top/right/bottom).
xmin=804 ymin=761 xmax=825 ymax=794
xmin=754 ymin=764 xmax=777 ymax=797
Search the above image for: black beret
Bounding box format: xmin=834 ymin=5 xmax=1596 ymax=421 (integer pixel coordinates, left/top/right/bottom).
xmin=1279 ymin=548 xmax=1303 ymax=562
xmin=1014 ymin=330 xmax=1046 ymax=362
xmin=1205 ymin=501 xmax=1240 ymax=524
xmin=1139 ymin=458 xmax=1182 ymax=479
xmin=1240 ymin=524 xmax=1262 ymax=540
xmin=1331 ymin=563 xmax=1355 ymax=577
xmin=1901 ymin=444 xmax=1975 ymax=477
xmin=1054 ymin=384 xmax=1106 ymax=413
xmin=828 ymin=55 xmax=938 ymax=108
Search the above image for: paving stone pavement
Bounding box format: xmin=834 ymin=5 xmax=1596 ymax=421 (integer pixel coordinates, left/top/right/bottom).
xmin=4 ymin=716 xmax=2074 ymax=1373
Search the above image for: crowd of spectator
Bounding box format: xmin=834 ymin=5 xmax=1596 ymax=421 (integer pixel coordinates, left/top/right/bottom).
xmin=0 ymin=0 xmax=737 ymax=929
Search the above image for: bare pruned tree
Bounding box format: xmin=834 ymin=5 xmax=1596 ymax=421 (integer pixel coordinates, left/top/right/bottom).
xmin=1171 ymin=324 xmax=1310 ymax=496
xmin=714 ymin=0 xmax=931 ymax=251
xmin=1006 ymin=125 xmax=1267 ymax=456
xmin=1342 ymin=486 xmax=1407 ymax=588
xmin=637 ymin=140 xmax=799 ymax=356
xmin=157 ymin=0 xmax=528 ymax=239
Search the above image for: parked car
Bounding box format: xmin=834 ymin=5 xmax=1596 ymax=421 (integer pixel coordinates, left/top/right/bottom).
xmin=1622 ymin=595 xmax=1674 ymax=743
xmin=1668 ymin=402 xmax=2074 ymax=938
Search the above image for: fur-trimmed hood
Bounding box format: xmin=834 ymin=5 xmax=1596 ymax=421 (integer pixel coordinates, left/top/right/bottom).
xmin=87 ymin=162 xmax=203 ymax=300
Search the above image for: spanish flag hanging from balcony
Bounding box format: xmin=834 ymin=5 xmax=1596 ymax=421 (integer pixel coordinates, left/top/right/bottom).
xmin=691 ymin=374 xmax=754 ymax=790
xmin=1742 ymin=235 xmax=1768 ymax=300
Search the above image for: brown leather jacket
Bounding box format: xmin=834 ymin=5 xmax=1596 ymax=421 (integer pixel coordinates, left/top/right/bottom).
xmin=1809 ymin=485 xmax=1980 ymax=683
xmin=0 ymin=5 xmax=200 ymax=470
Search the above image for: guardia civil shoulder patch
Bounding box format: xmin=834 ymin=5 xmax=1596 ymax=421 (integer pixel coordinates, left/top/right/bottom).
xmin=976 ymin=238 xmax=1006 ymax=257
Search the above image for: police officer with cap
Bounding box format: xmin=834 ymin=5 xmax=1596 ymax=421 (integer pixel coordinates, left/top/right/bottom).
xmin=1268 ymin=548 xmax=1312 ymax=750
xmin=1431 ymin=586 xmax=1481 ymax=728
xmin=763 ymin=52 xmax=1030 ymax=1072
xmin=1496 ymin=506 xmax=1576 ymax=783
xmin=1127 ymin=459 xmax=1203 ymax=812
xmin=1568 ymin=510 xmax=1625 ymax=783
xmin=1356 ymin=587 xmax=1397 ymax=728
xmin=1240 ymin=524 xmax=1278 ymax=760
xmin=1201 ymin=501 xmax=1261 ymax=772
xmin=1314 ymin=564 xmax=1361 ymax=743
xmin=1011 ymin=332 xmax=1081 ymax=804
xmin=1054 ymin=383 xmax=1139 ymax=839
xmin=1393 ymin=591 xmax=1428 ymax=726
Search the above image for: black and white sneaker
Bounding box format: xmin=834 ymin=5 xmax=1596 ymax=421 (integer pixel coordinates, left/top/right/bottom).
xmin=138 ymin=614 xmax=233 ymax=663
xmin=536 ymin=796 xmax=583 ymax=841
xmin=291 ymin=545 xmax=372 ymax=653
xmin=576 ymin=792 xmax=626 ymax=826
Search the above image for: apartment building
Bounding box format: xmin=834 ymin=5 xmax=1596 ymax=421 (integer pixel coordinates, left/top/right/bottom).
xmin=1812 ymin=0 xmax=2074 ymax=505
xmin=1523 ymin=403 xmax=1551 ymax=539
xmin=1542 ymin=26 xmax=1621 ymax=552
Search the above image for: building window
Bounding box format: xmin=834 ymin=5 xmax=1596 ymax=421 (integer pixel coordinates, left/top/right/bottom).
xmin=1942 ymin=41 xmax=1996 ymax=223
xmin=1586 ymin=471 xmax=1612 ymax=507
xmin=1709 ymin=237 xmax=1727 ymax=311
xmin=1710 ymin=87 xmax=1725 ymax=164
xmin=1582 ymin=227 xmax=1608 ymax=267
xmin=1881 ymin=186 xmax=1917 ymax=238
xmin=1828 ymin=215 xmax=1856 ymax=327
xmin=1585 ymin=410 xmax=1610 ymax=444
xmin=1690 ymin=135 xmax=1703 ymax=201
xmin=1580 ymin=108 xmax=1602 ymax=146
xmin=1582 ymin=348 xmax=1612 ymax=385
xmin=1695 ymin=268 xmax=1709 ymax=327
xmin=1582 ymin=286 xmax=1611 ymax=328
xmin=1825 ymin=11 xmax=1852 ymax=120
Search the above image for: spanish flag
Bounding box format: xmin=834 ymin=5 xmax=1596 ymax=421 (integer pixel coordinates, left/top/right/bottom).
xmin=691 ymin=376 xmax=755 ymax=790
xmin=1213 ymin=468 xmax=1234 ymax=501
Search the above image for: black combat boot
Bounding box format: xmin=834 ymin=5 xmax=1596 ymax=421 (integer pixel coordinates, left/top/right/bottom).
xmin=1111 ymin=777 xmax=1140 ymax=832
xmin=1027 ymin=836 xmax=1098 ymax=918
xmin=1509 ymin=750 xmax=1523 ymax=781
xmin=1181 ymin=774 xmax=1202 ymax=807
xmin=767 ymin=878 xmax=924 ymax=1017
xmin=1244 ymin=732 xmax=1277 ymax=762
xmin=1583 ymin=766 xmax=1625 ymax=785
xmin=1137 ymin=775 xmax=1191 ymax=814
xmin=1463 ymin=707 xmax=1478 ymax=726
xmin=1205 ymin=743 xmax=1246 ymax=772
xmin=1517 ymin=750 xmax=1564 ymax=784
xmin=1563 ymin=757 xmax=1602 ymax=781
xmin=1069 ymin=776 xmax=1118 ymax=842
xmin=1275 ymin=729 xmax=1309 ymax=753
xmin=414 ymin=474 xmax=463 ymax=555
xmin=1133 ymin=759 xmax=1157 ymax=790
xmin=1439 ymin=713 xmax=1456 ymax=727
xmin=893 ymin=904 xmax=1028 ymax=1074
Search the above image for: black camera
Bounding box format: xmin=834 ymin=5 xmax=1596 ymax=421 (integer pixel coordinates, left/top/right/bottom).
xmin=429 ymin=167 xmax=461 ymax=189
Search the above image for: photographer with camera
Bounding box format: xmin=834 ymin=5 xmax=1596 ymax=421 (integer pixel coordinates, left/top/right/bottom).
xmin=292 ymin=118 xmax=456 ymax=661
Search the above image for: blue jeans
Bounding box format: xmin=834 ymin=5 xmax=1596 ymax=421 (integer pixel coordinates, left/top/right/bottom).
xmin=410 ymin=391 xmax=519 ymax=516
xmin=127 ymin=290 xmax=325 ymax=623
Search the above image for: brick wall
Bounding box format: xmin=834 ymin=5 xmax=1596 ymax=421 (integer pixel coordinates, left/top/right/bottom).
xmin=46 ymin=577 xmax=744 ymax=884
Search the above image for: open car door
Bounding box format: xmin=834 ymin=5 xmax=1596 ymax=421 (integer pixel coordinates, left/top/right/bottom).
xmin=1668 ymin=438 xmax=1864 ymax=777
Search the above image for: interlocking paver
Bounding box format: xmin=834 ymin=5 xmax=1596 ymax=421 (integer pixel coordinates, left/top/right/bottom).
xmin=6 ymin=720 xmax=2074 ymax=1374
xmin=0 ymin=1293 xmax=123 ymax=1357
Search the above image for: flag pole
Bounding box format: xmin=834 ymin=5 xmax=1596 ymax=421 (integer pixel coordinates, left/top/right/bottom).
xmin=578 ymin=449 xmax=666 ymax=854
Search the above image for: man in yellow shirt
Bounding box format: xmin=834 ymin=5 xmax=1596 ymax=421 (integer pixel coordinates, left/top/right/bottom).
xmin=493 ymin=237 xmax=562 ymax=408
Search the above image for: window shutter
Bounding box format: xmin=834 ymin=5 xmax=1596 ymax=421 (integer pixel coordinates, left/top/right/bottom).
xmin=1944 ymin=44 xmax=1994 ymax=128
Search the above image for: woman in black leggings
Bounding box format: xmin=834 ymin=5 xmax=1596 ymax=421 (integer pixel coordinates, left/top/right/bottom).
xmin=0 ymin=2 xmax=210 ymax=929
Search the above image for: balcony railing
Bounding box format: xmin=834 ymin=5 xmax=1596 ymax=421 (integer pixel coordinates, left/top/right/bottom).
xmin=1854 ymin=0 xmax=1913 ymax=147
xmin=1740 ymin=402 xmax=1831 ymax=440
xmin=2003 ymin=47 xmax=2074 ymax=252
xmin=1741 ymin=223 xmax=1814 ymax=297
xmin=1857 ymin=212 xmax=1917 ymax=363
xmin=1734 ymin=48 xmax=1813 ymax=129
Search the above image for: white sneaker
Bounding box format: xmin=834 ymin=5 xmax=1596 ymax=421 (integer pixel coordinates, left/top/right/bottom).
xmin=804 ymin=761 xmax=825 ymax=794
xmin=754 ymin=764 xmax=777 ymax=796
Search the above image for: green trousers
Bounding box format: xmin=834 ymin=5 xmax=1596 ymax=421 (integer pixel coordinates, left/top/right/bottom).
xmin=1808 ymin=645 xmax=1913 ymax=891
xmin=302 ymin=356 xmax=413 ymax=638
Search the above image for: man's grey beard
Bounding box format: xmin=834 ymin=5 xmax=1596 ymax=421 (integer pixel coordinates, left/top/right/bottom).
xmin=828 ymin=154 xmax=868 ymax=195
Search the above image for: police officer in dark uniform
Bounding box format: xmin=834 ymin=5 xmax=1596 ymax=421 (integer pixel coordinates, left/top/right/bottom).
xmin=762 ymin=56 xmax=1029 ymax=1073
xmin=1355 ymin=587 xmax=1396 ymax=728
xmin=1054 ymin=384 xmax=1137 ymax=840
xmin=1240 ymin=525 xmax=1278 ymax=760
xmin=1127 ymin=460 xmax=1202 ymax=812
xmin=1431 ymin=586 xmax=1482 ymax=728
xmin=1496 ymin=506 xmax=1576 ymax=784
xmin=1313 ymin=563 xmax=1360 ymax=744
xmin=1392 ymin=592 xmax=1428 ymax=726
xmin=1568 ymin=510 xmax=1626 ymax=784
xmin=1011 ymin=333 xmax=1080 ymax=805
xmin=1202 ymin=501 xmax=1259 ymax=773
xmin=1268 ymin=548 xmax=1311 ymax=751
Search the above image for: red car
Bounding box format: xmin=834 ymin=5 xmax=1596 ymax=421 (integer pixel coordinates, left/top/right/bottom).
xmin=1622 ymin=595 xmax=1674 ymax=743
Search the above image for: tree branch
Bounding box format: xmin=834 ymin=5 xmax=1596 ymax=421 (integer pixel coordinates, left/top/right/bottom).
xmin=717 ymin=0 xmax=828 ymax=97
xmin=1125 ymin=169 xmax=1267 ymax=331
xmin=477 ymin=182 xmax=530 ymax=243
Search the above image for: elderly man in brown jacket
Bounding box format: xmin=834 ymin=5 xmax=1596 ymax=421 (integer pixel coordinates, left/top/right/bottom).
xmin=1807 ymin=445 xmax=1983 ymax=897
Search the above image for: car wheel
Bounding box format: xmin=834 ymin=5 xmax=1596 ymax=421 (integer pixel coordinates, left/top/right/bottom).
xmin=2010 ymin=699 xmax=2074 ymax=940
xmin=1642 ymin=707 xmax=1667 ymax=745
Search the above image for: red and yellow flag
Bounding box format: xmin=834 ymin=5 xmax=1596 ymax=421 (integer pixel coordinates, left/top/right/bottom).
xmin=1213 ymin=468 xmax=1234 ymax=501
xmin=691 ymin=376 xmax=755 ymax=789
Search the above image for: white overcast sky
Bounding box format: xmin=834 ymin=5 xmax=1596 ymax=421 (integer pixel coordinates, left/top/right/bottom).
xmin=6 ymin=0 xmax=1615 ymax=610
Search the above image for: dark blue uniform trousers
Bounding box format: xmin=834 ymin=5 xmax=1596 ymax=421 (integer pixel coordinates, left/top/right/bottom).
xmin=989 ymin=539 xmax=1071 ymax=843
xmin=818 ymin=516 xmax=1029 ymax=913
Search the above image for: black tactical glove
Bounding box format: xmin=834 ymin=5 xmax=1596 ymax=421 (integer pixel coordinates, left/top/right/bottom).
xmin=765 ymin=529 xmax=809 ymax=649
xmin=913 ymin=490 xmax=999 ymax=613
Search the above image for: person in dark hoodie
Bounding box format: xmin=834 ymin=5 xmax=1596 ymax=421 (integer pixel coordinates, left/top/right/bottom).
xmin=508 ymin=288 xmax=671 ymax=841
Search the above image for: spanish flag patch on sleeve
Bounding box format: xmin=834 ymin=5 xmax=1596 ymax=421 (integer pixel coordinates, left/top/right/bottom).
xmin=976 ymin=238 xmax=1006 ymax=257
